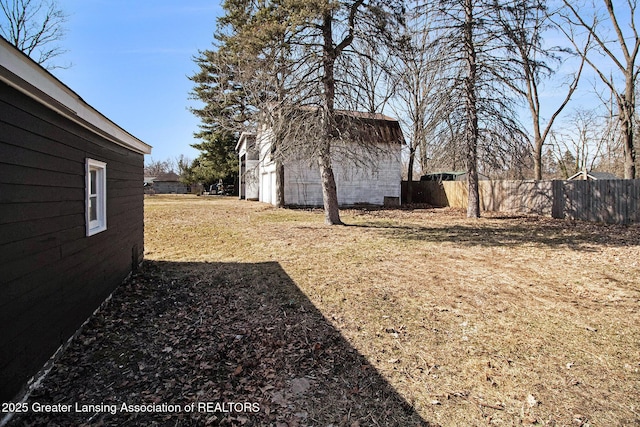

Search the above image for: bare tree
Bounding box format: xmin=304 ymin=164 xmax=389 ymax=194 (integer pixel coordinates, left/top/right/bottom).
xmin=430 ymin=0 xmax=528 ymax=218
xmin=0 ymin=0 xmax=68 ymax=69
xmin=175 ymin=155 xmax=191 ymax=178
xmin=592 ymin=85 xmax=625 ymax=176
xmin=338 ymin=39 xmax=395 ymax=114
xmin=559 ymin=0 xmax=639 ymax=179
xmin=427 ymin=115 xmax=465 ymax=173
xmin=497 ymin=0 xmax=587 ymax=180
xmin=548 ymin=107 xmax=611 ymax=177
xmin=389 ymin=3 xmax=452 ymax=202
xmin=144 ymin=158 xmax=174 ymax=177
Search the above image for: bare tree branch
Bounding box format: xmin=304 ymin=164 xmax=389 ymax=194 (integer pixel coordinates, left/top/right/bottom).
xmin=559 ymin=0 xmax=639 ymax=178
xmin=0 ymin=0 xmax=69 ymax=69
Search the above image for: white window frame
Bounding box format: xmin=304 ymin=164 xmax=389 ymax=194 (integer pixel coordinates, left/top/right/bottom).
xmin=86 ymin=158 xmax=107 ymax=236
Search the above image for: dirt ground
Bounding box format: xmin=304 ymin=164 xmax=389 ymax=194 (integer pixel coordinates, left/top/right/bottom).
xmin=7 ymin=195 xmax=640 ymax=426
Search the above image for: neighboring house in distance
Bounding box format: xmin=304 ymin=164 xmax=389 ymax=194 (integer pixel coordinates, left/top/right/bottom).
xmin=237 ymin=110 xmax=404 ymax=207
xmin=145 ymin=173 xmax=202 ymax=195
xmin=567 ymin=171 xmax=620 ymax=180
xmin=149 ymin=172 xmax=188 ymax=194
xmin=144 ymin=176 xmax=155 ymax=194
xmin=0 ymin=37 xmax=152 ymax=401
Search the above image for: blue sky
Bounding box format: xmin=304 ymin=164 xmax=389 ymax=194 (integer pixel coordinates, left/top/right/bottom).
xmin=46 ymin=1 xmax=628 ymax=172
xmin=52 ymin=0 xmax=223 ymax=164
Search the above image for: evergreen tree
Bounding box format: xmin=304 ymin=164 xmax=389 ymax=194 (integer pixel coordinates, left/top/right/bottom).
xmin=186 ymin=131 xmax=239 ymax=186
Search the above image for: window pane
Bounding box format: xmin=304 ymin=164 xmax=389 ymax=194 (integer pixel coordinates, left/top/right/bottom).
xmin=89 ymin=196 xmax=97 ymax=221
xmin=90 ymin=170 xmax=97 ymax=194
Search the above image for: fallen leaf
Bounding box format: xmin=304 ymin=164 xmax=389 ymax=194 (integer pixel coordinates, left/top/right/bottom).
xmin=233 ymin=364 xmax=243 ymax=376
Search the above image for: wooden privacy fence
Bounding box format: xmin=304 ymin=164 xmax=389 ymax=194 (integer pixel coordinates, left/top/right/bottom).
xmin=402 ymin=179 xmax=640 ymax=224
xmin=552 ymin=179 xmax=640 ymax=224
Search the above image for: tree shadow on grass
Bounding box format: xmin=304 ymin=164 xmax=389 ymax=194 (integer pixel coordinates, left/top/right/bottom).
xmin=349 ymin=216 xmax=640 ymax=251
xmin=8 ymin=260 xmax=434 ymax=427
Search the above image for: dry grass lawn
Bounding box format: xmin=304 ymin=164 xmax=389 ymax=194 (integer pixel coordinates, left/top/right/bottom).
xmin=141 ymin=195 xmax=640 ymax=426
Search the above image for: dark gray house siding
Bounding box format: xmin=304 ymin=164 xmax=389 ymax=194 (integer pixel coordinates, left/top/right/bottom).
xmin=0 ymin=39 xmax=151 ymax=401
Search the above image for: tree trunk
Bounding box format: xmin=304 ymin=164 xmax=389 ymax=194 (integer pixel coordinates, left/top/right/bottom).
xmin=464 ymin=0 xmax=480 ymax=218
xmin=407 ymin=147 xmax=415 ymax=204
xmin=621 ymin=111 xmax=636 ymax=179
xmin=621 ymin=77 xmax=637 ymax=179
xmin=318 ymin=141 xmax=342 ymax=225
xmin=275 ymin=160 xmax=285 ymax=207
xmin=466 ymin=142 xmax=480 ymax=218
xmin=533 ymin=130 xmax=543 ymax=180
xmin=319 ymin=10 xmax=343 ymax=225
xmin=530 ymin=95 xmax=544 ymax=180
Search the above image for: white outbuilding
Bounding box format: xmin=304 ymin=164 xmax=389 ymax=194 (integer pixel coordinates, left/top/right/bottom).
xmin=237 ymin=110 xmax=404 ymax=207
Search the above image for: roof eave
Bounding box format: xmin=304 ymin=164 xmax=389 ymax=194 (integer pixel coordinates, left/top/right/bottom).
xmin=0 ymin=37 xmax=152 ymax=155
xmin=236 ymin=131 xmax=256 ymax=152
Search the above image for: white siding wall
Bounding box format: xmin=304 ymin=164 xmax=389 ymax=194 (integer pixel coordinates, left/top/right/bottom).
xmin=284 ymin=161 xmax=323 ymax=206
xmin=245 ymin=160 xmax=259 ymax=200
xmin=258 ymin=143 xmax=400 ymax=207
xmin=237 ymin=134 xmax=260 ymax=200
xmin=257 ymin=129 xmax=276 ymax=204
